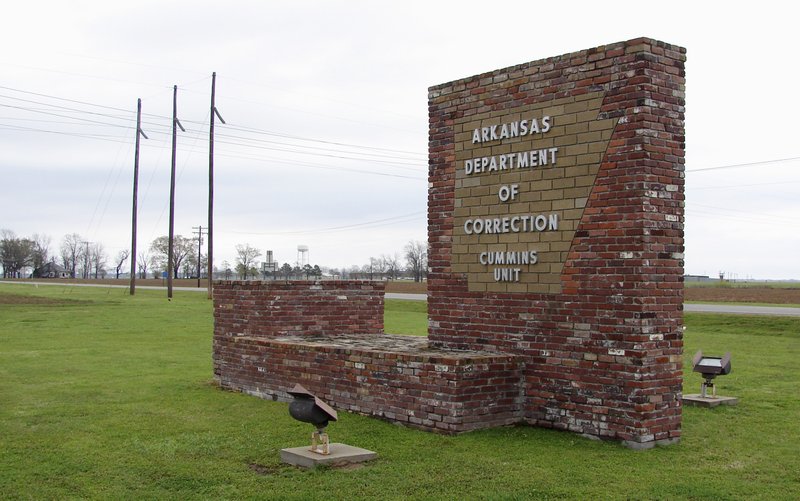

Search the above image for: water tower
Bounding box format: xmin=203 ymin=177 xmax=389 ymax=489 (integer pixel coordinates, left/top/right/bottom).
xmin=297 ymin=245 xmax=309 ymax=267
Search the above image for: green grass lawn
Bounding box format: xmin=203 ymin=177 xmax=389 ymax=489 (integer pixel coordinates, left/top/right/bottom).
xmin=1 ymin=283 xmax=799 ymax=499
xmin=685 ymin=280 xmax=799 ymax=288
xmin=384 ymin=298 xmax=427 ymax=336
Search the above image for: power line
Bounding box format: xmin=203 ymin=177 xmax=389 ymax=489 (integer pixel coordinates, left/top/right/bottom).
xmin=0 ymin=91 xmax=426 ymax=166
xmin=690 ymin=180 xmax=800 ymax=191
xmin=0 ymin=84 xmax=137 ymax=114
xmin=687 ymin=156 xmax=800 ymax=173
xmin=221 ymin=124 xmax=426 ymax=157
xmin=686 ymin=210 xmax=797 ymax=229
xmin=0 ymin=83 xmax=424 ymax=151
xmin=214 ymin=131 xmax=424 ymax=162
xmin=213 ymin=150 xmax=425 ymax=180
xmin=222 ymin=210 xmax=426 ymax=237
xmin=687 ymin=202 xmax=799 ymax=224
xmin=0 ymin=93 xmax=132 ymax=121
xmin=0 ymin=103 xmax=133 ymax=130
xmin=0 ymin=123 xmax=128 ymax=141
xmin=2 ymin=61 xmax=171 ymax=91
xmin=213 ymin=137 xmax=423 ymax=168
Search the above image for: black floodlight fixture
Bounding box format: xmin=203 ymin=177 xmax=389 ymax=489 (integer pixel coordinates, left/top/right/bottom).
xmin=692 ymin=350 xmax=732 ymax=398
xmin=287 ymin=383 xmax=338 ymax=455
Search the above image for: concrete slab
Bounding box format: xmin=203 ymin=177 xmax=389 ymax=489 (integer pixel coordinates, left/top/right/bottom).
xmin=280 ymin=443 xmax=377 ymax=469
xmin=683 ymin=394 xmax=739 ymax=408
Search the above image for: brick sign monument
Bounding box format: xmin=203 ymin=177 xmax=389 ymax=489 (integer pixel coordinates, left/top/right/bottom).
xmin=213 ymin=37 xmax=686 ymax=449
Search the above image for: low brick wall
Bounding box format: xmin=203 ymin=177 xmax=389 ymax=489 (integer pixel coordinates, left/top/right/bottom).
xmin=214 ymin=333 xmax=522 ymax=433
xmin=213 ymin=281 xmax=522 ymax=433
xmin=212 ymin=280 xmax=384 ymax=338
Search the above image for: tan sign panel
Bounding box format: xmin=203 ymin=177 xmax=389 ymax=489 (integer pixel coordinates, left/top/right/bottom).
xmin=452 ymin=92 xmax=617 ymax=293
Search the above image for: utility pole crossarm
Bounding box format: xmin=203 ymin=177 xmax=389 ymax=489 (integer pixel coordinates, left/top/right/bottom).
xmin=213 ymin=107 xmax=225 ymax=124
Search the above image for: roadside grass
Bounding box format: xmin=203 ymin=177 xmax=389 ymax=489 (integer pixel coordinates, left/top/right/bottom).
xmin=686 ymin=280 xmax=799 ymax=288
xmin=685 ymin=300 xmax=800 ymax=308
xmin=1 ymin=283 xmax=799 ymax=499
xmin=383 ymin=298 xmax=427 ymax=336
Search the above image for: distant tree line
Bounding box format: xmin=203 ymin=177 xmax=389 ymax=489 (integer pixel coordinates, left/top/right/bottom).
xmin=1 ymin=229 xmax=427 ymax=283
xmin=230 ymin=240 xmax=428 ymax=283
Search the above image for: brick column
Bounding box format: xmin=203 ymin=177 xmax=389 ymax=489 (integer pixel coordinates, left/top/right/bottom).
xmin=427 ymin=38 xmax=685 ymax=447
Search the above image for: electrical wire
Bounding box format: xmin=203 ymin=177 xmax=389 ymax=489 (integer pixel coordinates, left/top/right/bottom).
xmin=222 ymin=211 xmax=426 ymax=236
xmin=687 ymin=156 xmax=800 ymax=172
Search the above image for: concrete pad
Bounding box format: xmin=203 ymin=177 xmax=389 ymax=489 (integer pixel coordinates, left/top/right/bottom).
xmin=683 ymin=394 xmax=739 ymax=408
xmin=280 ymin=443 xmax=377 ymax=469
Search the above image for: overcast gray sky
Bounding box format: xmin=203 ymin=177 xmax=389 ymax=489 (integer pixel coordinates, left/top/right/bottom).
xmin=1 ymin=1 xmax=798 ymax=279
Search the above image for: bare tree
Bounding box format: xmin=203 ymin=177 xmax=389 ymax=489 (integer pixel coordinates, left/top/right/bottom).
xmin=114 ymin=250 xmax=129 ymax=279
xmin=404 ymin=240 xmax=427 ymax=283
xmin=221 ymin=260 xmax=233 ymax=280
xmin=60 ymin=233 xmax=83 ymax=279
xmin=382 ymin=253 xmax=400 ymax=280
xmin=370 ymin=256 xmax=387 ymax=280
xmin=30 ymin=233 xmax=51 ymax=272
xmin=90 ymin=243 xmax=107 ymax=279
xmin=235 ymin=244 xmax=261 ymax=280
xmin=348 ymin=264 xmax=362 ymax=279
xmin=137 ymin=250 xmax=150 ymax=279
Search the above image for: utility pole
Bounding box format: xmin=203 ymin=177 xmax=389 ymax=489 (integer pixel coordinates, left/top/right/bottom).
xmin=192 ymin=226 xmax=207 ymax=288
xmin=168 ymin=85 xmax=185 ymax=300
xmin=130 ymin=98 xmax=148 ymax=295
xmin=208 ymin=72 xmax=225 ymax=299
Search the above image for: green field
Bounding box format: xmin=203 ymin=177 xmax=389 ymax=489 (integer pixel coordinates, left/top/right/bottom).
xmin=1 ymin=283 xmax=799 ymax=499
xmin=384 ymin=298 xmax=427 ymax=336
xmin=685 ymin=280 xmax=799 ymax=289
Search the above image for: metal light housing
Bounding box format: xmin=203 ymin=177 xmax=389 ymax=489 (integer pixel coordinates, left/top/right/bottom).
xmin=287 ymin=383 xmax=338 ymax=455
xmin=692 ymin=350 xmax=732 ymax=398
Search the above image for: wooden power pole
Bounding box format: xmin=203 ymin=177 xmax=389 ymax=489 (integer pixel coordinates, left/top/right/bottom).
xmin=208 ymin=72 xmax=225 ymax=299
xmin=192 ymin=225 xmax=206 ymax=288
xmin=168 ymin=85 xmax=185 ymax=300
xmin=129 ymin=98 xmax=147 ymax=295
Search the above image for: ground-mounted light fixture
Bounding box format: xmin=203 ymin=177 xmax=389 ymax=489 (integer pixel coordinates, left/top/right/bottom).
xmin=692 ymin=350 xmax=732 ymax=398
xmin=287 ymin=383 xmax=338 ymax=455
xmin=683 ymin=350 xmax=738 ymax=407
xmin=281 ymin=383 xmax=378 ymax=469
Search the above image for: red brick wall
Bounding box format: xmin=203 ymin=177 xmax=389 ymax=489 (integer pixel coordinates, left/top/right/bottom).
xmin=213 ymin=280 xmax=523 ymax=433
xmin=427 ymin=38 xmax=685 ymax=447
xmin=212 ymin=280 xmax=384 ymax=339
xmin=213 ymin=334 xmax=522 ymax=433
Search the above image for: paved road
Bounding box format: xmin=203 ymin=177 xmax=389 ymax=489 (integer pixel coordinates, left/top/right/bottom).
xmin=4 ymin=281 xmax=800 ymax=317
xmin=683 ymin=303 xmax=800 ymax=316
xmin=389 ymin=292 xmax=800 ymax=317
xmin=386 ymin=292 xmax=427 ymax=301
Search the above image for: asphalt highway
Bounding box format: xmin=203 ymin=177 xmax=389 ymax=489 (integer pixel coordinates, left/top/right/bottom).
xmin=385 ymin=293 xmax=800 ymax=317
xmin=3 ymin=281 xmax=799 ymax=317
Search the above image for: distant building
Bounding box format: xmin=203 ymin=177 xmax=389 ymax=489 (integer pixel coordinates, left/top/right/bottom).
xmin=32 ymin=262 xmax=70 ymax=279
xmin=684 ymin=274 xmax=715 ymax=283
